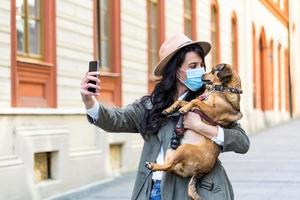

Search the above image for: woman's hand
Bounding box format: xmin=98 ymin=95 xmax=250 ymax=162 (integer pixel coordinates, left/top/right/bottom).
xmin=80 ymin=71 xmax=101 ymax=109
xmin=183 ymin=111 xmax=205 ymax=131
xmin=183 ymin=111 xmax=218 ymax=139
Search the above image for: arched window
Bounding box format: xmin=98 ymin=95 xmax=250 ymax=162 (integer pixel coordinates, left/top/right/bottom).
xmin=231 ymin=12 xmax=238 ymax=72
xmin=269 ymin=39 xmax=274 ymax=110
xmin=258 ymin=29 xmax=274 ymax=111
xmin=277 ymin=43 xmax=282 ymax=111
xmin=284 ymin=48 xmax=290 ymax=112
xmin=210 ymin=0 xmax=220 ymax=67
xmin=259 ymin=28 xmax=267 ymax=110
xmin=252 ymin=23 xmax=258 ymax=109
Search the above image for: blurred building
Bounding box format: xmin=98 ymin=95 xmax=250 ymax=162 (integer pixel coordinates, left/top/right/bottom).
xmin=0 ymin=0 xmax=299 ymax=199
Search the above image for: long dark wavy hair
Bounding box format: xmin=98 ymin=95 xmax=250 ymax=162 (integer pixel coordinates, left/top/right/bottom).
xmin=140 ymin=44 xmax=207 ymax=139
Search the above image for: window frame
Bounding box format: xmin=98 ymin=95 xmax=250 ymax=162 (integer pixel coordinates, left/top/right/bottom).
xmin=252 ymin=23 xmax=258 ymax=109
xmin=11 ymin=0 xmax=57 ymax=108
xmin=16 ymin=0 xmax=44 ymax=59
xmin=210 ymin=0 xmax=220 ymax=67
xmin=231 ymin=12 xmax=238 ymax=72
xmin=183 ymin=0 xmax=196 ymax=40
xmin=147 ymin=0 xmax=165 ymax=92
xmin=277 ymin=43 xmax=282 ymax=111
xmin=93 ymin=0 xmax=121 ymax=107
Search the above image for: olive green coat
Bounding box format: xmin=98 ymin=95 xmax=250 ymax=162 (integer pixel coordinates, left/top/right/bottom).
xmin=87 ymin=99 xmax=250 ymax=200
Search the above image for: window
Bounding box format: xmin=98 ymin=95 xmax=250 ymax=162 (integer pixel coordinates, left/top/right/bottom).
xmin=252 ymin=24 xmax=258 ymax=109
xmin=184 ymin=0 xmax=196 ymax=40
xmin=94 ymin=0 xmax=121 ymax=106
xmin=12 ymin=0 xmax=56 ymax=108
xmin=148 ymin=0 xmax=158 ymax=79
xmin=277 ymin=44 xmax=282 ymax=110
xmin=34 ymin=152 xmax=52 ymax=183
xmin=231 ymin=12 xmax=238 ymax=72
xmin=259 ymin=28 xmax=272 ymax=111
xmin=210 ymin=1 xmax=220 ymax=67
xmin=96 ymin=0 xmax=111 ymax=72
xmin=269 ymin=40 xmax=274 ymax=109
xmin=16 ymin=0 xmax=42 ymax=58
xmin=147 ymin=0 xmax=165 ymax=92
xmin=284 ymin=49 xmax=290 ymax=112
xmin=109 ymin=144 xmax=123 ymax=171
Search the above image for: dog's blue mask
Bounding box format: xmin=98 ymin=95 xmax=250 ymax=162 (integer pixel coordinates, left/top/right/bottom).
xmin=178 ymin=67 xmax=205 ymax=91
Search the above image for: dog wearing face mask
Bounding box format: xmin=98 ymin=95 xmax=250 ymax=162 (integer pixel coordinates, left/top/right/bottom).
xmin=145 ymin=63 xmax=243 ymax=200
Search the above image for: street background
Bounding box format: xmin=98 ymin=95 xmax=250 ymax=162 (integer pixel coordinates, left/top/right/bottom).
xmin=50 ymin=119 xmax=300 ymax=200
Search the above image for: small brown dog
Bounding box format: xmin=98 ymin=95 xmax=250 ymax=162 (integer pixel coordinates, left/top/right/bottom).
xmin=145 ymin=63 xmax=243 ymax=200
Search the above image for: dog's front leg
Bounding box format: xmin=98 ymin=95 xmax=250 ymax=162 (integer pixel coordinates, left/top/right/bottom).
xmin=180 ymin=99 xmax=217 ymax=119
xmin=163 ymin=100 xmax=188 ymax=114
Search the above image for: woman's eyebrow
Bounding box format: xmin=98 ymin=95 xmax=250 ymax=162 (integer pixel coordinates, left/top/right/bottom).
xmin=188 ymin=62 xmax=200 ymax=65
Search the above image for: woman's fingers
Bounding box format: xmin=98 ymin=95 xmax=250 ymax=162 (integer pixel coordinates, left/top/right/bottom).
xmin=85 ymin=83 xmax=100 ymax=89
xmin=183 ymin=112 xmax=203 ymax=130
xmin=81 ymin=75 xmax=100 ymax=85
xmin=80 ymin=72 xmax=101 ymax=97
xmin=81 ymin=88 xmax=100 ymax=96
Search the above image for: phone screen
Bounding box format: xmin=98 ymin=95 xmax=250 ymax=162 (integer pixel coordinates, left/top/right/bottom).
xmin=88 ymin=60 xmax=100 ymax=93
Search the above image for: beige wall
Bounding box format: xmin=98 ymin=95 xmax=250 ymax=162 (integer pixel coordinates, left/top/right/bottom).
xmin=1 ymin=0 xmax=300 ymax=199
xmin=0 ymin=0 xmax=11 ymax=108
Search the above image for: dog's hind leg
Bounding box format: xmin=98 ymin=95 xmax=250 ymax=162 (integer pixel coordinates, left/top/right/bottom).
xmin=145 ymin=161 xmax=175 ymax=172
xmin=188 ymin=174 xmax=205 ymax=200
xmin=145 ymin=148 xmax=186 ymax=172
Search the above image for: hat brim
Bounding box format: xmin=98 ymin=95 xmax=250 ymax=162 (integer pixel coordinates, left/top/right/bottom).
xmin=153 ymin=41 xmax=211 ymax=76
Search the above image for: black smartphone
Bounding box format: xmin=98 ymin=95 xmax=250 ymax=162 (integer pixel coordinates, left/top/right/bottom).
xmin=88 ymin=60 xmax=100 ymax=93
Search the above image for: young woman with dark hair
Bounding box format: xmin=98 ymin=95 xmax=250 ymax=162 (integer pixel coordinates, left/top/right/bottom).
xmin=140 ymin=44 xmax=206 ymax=139
xmin=80 ymin=33 xmax=250 ymax=200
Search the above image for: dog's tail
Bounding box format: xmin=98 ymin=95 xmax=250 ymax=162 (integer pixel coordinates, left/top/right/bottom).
xmin=188 ymin=174 xmax=204 ymax=200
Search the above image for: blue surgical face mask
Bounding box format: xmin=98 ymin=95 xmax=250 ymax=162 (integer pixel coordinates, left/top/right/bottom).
xmin=178 ymin=67 xmax=205 ymax=91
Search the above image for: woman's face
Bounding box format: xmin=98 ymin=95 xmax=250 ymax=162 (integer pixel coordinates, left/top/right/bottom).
xmin=177 ymin=51 xmax=204 ymax=81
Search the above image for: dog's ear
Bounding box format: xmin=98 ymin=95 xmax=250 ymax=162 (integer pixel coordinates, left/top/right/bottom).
xmin=217 ymin=64 xmax=232 ymax=85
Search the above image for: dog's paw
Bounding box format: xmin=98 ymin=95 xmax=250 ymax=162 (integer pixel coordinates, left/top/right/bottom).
xmin=179 ymin=108 xmax=188 ymax=114
xmin=145 ymin=162 xmax=153 ymax=170
xmin=162 ymin=110 xmax=169 ymax=115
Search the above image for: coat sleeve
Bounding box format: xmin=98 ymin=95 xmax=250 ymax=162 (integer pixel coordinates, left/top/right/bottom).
xmin=86 ymin=100 xmax=145 ymax=133
xmin=221 ymin=123 xmax=250 ymax=154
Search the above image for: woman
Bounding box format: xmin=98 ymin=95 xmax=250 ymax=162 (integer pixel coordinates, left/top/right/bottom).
xmin=80 ymin=33 xmax=250 ymax=200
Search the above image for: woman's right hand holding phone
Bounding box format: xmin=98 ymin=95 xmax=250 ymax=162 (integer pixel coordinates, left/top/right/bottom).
xmin=80 ymin=71 xmax=101 ymax=109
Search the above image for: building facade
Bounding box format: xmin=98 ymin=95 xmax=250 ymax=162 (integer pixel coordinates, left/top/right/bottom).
xmin=0 ymin=0 xmax=299 ymax=199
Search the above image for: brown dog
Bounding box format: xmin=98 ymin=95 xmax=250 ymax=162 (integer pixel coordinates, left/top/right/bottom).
xmin=145 ymin=63 xmax=243 ymax=200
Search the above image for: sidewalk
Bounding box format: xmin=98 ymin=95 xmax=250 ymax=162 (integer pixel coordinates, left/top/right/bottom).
xmin=220 ymin=118 xmax=300 ymax=199
xmin=51 ymin=118 xmax=300 ymax=200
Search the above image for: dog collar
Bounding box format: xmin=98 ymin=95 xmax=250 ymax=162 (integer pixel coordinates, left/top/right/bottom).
xmin=206 ymin=84 xmax=243 ymax=94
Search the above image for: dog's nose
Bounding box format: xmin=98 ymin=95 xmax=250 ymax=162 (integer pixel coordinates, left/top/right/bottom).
xmin=201 ymin=74 xmax=205 ymax=80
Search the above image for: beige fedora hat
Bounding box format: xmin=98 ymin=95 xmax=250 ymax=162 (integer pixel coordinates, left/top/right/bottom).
xmin=154 ymin=33 xmax=211 ymax=76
